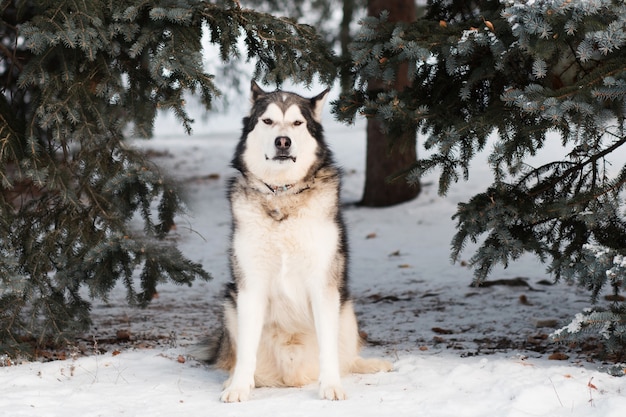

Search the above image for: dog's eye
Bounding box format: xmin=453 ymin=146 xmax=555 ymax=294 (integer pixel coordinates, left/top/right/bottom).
xmin=293 ymin=120 xmax=303 ymax=126
xmin=262 ymin=118 xmax=273 ymax=125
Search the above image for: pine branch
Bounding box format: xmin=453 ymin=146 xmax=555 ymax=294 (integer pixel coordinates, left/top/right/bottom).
xmin=528 ymin=136 xmax=626 ymax=196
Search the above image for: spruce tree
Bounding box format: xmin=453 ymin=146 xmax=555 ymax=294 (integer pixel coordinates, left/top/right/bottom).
xmin=360 ymin=0 xmax=421 ymax=207
xmin=335 ymin=0 xmax=626 ymax=352
xmin=0 ymin=0 xmax=335 ymax=354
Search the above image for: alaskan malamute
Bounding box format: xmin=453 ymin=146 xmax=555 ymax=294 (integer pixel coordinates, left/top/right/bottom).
xmin=209 ymin=81 xmax=392 ymax=402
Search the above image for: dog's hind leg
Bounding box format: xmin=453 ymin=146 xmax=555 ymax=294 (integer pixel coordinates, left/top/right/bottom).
xmin=337 ymin=301 xmax=394 ymax=375
xmin=350 ymin=356 xmax=394 ymax=374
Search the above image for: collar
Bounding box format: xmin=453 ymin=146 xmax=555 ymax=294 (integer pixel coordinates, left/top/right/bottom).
xmin=263 ymin=182 xmax=310 ymax=194
xmin=264 ymin=182 xmax=295 ymax=193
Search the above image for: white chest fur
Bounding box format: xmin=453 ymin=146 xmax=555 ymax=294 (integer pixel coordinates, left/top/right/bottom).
xmin=230 ymin=184 xmax=341 ymax=330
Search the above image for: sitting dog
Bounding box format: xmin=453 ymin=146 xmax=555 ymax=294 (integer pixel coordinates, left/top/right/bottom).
xmin=208 ymin=81 xmax=392 ymax=402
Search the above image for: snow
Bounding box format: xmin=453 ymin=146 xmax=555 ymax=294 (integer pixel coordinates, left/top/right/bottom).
xmin=2 ymin=92 xmax=626 ymax=416
xmin=552 ymin=309 xmax=591 ymax=338
xmin=2 ymin=349 xmax=624 ymax=417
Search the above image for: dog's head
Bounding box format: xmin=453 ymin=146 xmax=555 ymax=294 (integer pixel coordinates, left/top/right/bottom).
xmin=233 ymin=81 xmax=330 ymax=186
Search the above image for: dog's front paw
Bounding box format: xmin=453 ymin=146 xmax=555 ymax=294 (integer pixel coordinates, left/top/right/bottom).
xmin=319 ymin=383 xmax=347 ymax=401
xmin=220 ymin=384 xmax=252 ymax=403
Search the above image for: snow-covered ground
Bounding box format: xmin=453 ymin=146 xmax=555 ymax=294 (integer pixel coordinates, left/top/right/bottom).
xmin=1 ymin=92 xmax=625 ymax=416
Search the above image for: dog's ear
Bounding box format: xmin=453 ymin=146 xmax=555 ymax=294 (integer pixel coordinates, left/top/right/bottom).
xmin=250 ymin=80 xmax=266 ymax=103
xmin=311 ymin=88 xmax=330 ymax=123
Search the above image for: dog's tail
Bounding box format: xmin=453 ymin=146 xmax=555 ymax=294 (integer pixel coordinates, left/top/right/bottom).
xmin=187 ymin=330 xmax=223 ymax=364
xmin=189 ymin=283 xmax=236 ymax=365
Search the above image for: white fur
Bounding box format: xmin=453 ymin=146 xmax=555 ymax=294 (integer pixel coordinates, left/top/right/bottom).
xmin=243 ymin=103 xmax=319 ymax=186
xmin=222 ymin=181 xmax=344 ymax=401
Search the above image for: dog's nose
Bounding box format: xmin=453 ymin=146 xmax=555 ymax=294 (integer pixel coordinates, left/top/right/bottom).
xmin=275 ymin=136 xmax=291 ymax=150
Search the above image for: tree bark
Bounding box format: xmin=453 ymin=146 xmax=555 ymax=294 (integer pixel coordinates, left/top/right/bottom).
xmin=361 ymin=0 xmax=421 ymax=207
xmin=339 ymin=0 xmax=355 ymax=90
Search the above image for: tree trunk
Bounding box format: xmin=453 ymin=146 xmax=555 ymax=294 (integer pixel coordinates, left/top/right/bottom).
xmin=361 ymin=0 xmax=421 ymax=207
xmin=339 ymin=0 xmax=355 ymax=90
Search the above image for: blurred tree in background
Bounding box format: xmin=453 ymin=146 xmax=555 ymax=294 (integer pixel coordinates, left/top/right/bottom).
xmin=360 ymin=0 xmax=421 ymax=207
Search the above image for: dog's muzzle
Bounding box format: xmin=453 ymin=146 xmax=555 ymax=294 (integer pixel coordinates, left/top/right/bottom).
xmin=272 ymin=136 xmax=296 ymax=162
